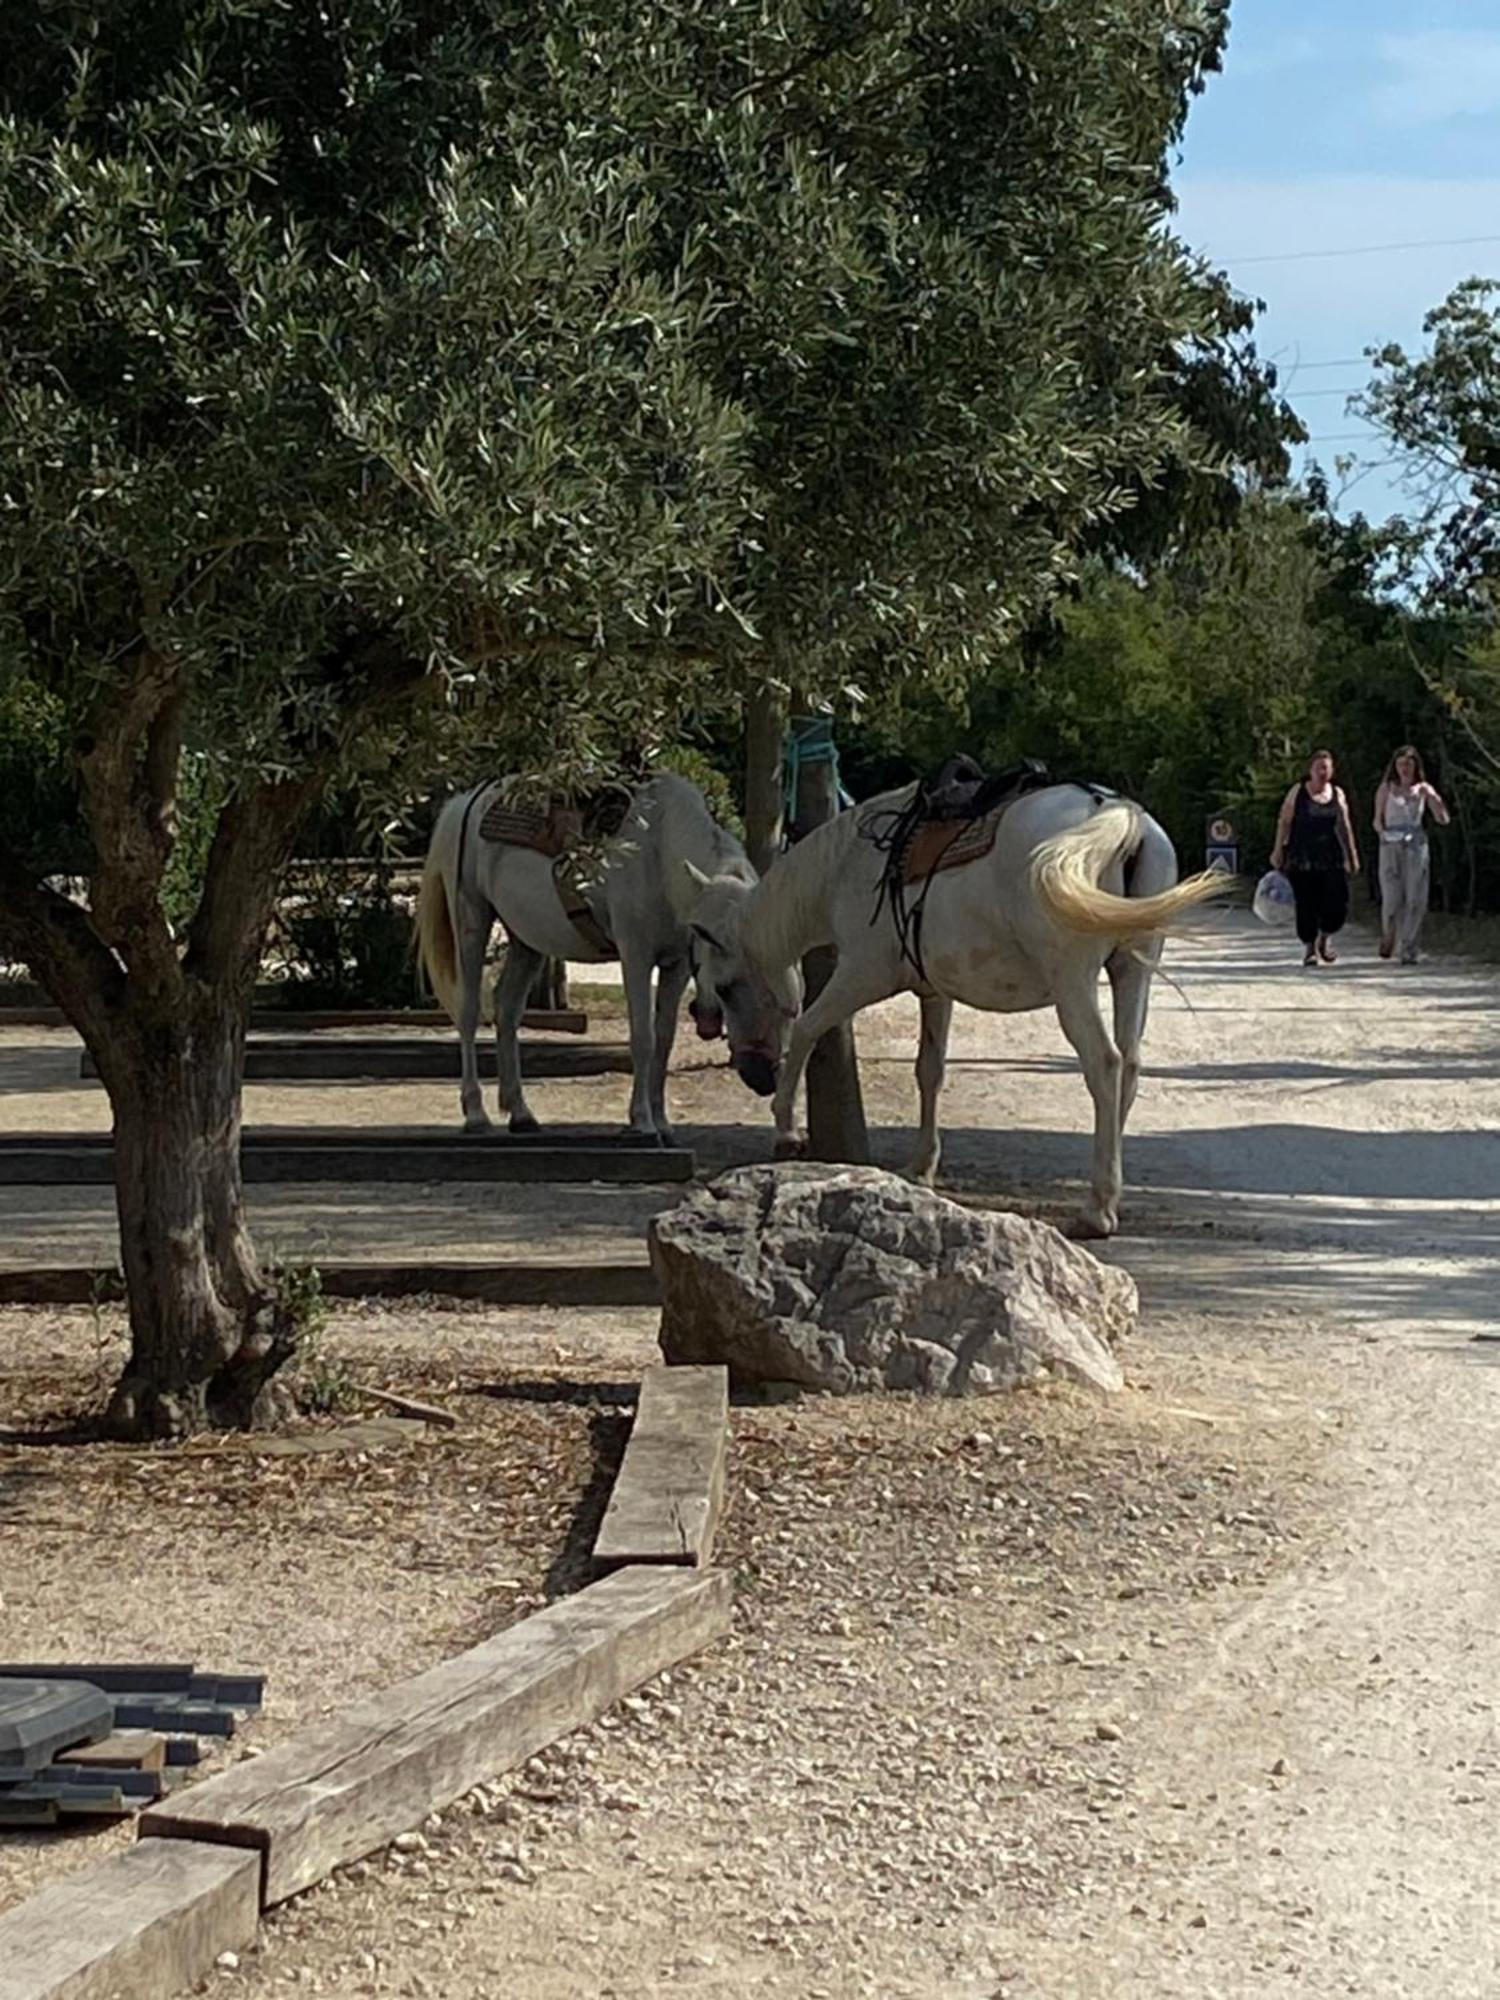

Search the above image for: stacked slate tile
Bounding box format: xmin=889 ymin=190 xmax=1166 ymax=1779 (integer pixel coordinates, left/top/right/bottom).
xmin=0 ymin=1663 xmax=264 ymax=1825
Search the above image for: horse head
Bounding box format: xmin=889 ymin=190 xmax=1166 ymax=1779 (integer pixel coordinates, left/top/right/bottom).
xmin=683 ymin=862 xmax=799 ymax=1095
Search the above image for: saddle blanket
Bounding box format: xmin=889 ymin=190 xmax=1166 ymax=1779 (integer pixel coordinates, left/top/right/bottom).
xmin=896 ymin=806 xmax=1005 ymax=885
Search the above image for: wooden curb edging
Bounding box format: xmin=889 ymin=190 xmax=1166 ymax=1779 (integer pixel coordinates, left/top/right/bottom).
xmin=0 ymin=1262 xmax=660 ymax=1309
xmin=0 ymin=1137 xmax=694 ymax=1188
xmin=77 ymin=1039 xmax=630 ymax=1082
xmin=594 ymin=1365 xmax=729 ymax=1572
xmin=0 ymin=1366 xmax=734 ymax=2000
xmin=140 ymin=1565 xmax=731 ymax=1907
xmin=0 ymin=1007 xmax=590 ymax=1035
xmin=0 ymin=1838 xmax=260 ymax=2000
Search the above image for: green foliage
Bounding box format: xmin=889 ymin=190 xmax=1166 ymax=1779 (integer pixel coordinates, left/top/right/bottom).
xmin=844 ymin=489 xmax=1500 ymax=906
xmin=1 ymin=0 xmax=1260 ymax=893
xmin=272 ymin=864 xmax=418 ymax=1010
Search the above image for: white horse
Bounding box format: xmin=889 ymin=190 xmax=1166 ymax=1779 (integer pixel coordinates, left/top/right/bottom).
xmin=416 ymin=772 xmax=753 ymax=1140
xmin=683 ymin=781 xmax=1222 ymax=1235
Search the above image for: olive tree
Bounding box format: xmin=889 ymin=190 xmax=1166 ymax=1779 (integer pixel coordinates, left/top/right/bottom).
xmin=2 ymin=0 xmax=1250 ymax=1435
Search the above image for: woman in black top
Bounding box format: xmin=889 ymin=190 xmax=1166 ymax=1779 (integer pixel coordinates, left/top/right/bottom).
xmin=1270 ymin=749 xmax=1361 ymax=967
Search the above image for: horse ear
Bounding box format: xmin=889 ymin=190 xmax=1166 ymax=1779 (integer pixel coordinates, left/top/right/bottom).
xmin=690 ymin=921 xmax=727 ymax=954
xmin=683 ymin=859 xmax=713 ymax=889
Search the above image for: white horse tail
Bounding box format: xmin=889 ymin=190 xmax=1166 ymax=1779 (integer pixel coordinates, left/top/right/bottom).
xmin=416 ymin=794 xmax=467 ymax=1020
xmin=1031 ymin=800 xmax=1223 ymax=939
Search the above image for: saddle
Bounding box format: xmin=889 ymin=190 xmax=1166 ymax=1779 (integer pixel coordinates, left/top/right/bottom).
xmin=476 ymin=786 xmax=632 ymax=858
xmin=473 ymin=785 xmax=629 ymax=960
xmin=861 ymin=755 xmax=1052 ymax=982
xmin=862 ymin=756 xmax=1052 ymax=887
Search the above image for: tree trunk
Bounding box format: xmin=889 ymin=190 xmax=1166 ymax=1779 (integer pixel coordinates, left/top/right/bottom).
xmin=787 ymin=716 xmax=871 ymax=1165
xmin=743 ymin=683 xmax=787 ymax=879
xmin=530 ymin=957 xmax=570 ymax=1010
xmin=94 ymin=992 xmax=301 ymax=1440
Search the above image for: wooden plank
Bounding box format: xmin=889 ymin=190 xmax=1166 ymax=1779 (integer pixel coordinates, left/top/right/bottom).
xmin=0 ymin=1141 xmax=692 ymax=1188
xmin=0 ymin=1262 xmax=659 ymax=1309
xmin=0 ymin=1006 xmax=590 ymax=1034
xmin=57 ymin=1730 xmax=166 ymax=1774
xmin=594 ymin=1366 xmax=730 ymax=1572
xmin=77 ymin=1038 xmax=629 ymax=1081
xmin=0 ymin=1837 xmax=259 ymax=2000
xmin=142 ymin=1565 xmax=731 ymax=1907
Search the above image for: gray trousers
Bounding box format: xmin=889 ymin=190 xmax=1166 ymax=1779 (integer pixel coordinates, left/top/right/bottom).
xmin=1379 ymin=837 xmax=1430 ymax=959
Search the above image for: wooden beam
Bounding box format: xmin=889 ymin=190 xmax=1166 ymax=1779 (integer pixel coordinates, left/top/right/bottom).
xmin=594 ymin=1366 xmax=730 ymax=1572
xmin=0 ymin=1838 xmax=258 ymax=2000
xmin=0 ymin=1137 xmax=693 ymax=1187
xmin=57 ymin=1729 xmax=166 ymax=1774
xmin=0 ymin=1006 xmax=591 ymax=1034
xmin=141 ymin=1565 xmax=731 ymax=1907
xmin=77 ymin=1038 xmax=629 ymax=1081
xmin=0 ymin=1261 xmax=659 ymax=1309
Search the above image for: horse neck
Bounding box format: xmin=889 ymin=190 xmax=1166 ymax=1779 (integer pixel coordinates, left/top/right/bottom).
xmin=744 ymin=818 xmax=845 ymax=974
xmin=657 ymin=780 xmax=753 ymax=923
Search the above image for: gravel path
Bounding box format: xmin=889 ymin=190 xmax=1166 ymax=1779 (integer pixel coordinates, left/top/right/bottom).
xmin=2 ymin=910 xmax=1497 ymax=1994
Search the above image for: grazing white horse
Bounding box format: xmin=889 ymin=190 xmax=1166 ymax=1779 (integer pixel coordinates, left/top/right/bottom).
xmin=416 ymin=773 xmax=752 ymax=1140
xmin=684 ymin=781 xmax=1222 ymax=1235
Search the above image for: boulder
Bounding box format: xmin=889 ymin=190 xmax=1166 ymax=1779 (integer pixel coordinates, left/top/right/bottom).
xmin=649 ymin=1164 xmax=1133 ymax=1397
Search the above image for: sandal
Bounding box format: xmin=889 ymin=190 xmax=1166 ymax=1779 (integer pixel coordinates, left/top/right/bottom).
xmin=1302 ymin=948 xmax=1319 ymax=968
xmin=1317 ymin=937 xmax=1338 ymax=964
xmin=1378 ymin=932 xmax=1394 ymax=959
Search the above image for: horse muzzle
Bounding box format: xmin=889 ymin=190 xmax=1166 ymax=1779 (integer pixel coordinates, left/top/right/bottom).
xmin=689 ymin=1000 xmax=724 ymax=1042
xmin=733 ymin=1049 xmax=779 ymax=1098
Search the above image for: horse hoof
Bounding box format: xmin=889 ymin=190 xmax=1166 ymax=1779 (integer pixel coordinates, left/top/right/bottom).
xmin=1069 ymin=1213 xmax=1116 ymax=1242
xmin=906 ymin=1162 xmax=939 ymax=1188
xmin=508 ymin=1115 xmax=541 ymax=1136
xmin=463 ymin=1115 xmax=494 ymax=1136
xmin=773 ymin=1134 xmax=807 ymax=1162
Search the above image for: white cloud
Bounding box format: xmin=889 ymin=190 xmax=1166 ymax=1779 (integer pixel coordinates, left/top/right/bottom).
xmin=1373 ymin=31 xmax=1500 ymax=126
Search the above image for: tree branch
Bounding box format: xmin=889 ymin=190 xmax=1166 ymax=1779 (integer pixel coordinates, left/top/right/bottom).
xmin=184 ymin=635 xmax=434 ymax=991
xmin=0 ymin=835 xmax=127 ymax=1034
xmin=77 ymin=644 xmax=186 ymax=996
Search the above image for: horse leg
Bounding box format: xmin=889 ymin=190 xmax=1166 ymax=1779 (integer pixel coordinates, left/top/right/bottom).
xmin=493 ymin=938 xmax=545 ymax=1133
xmin=907 ymin=995 xmax=953 ymax=1185
xmin=455 ymin=902 xmax=495 ymax=1133
xmin=1053 ymin=970 xmax=1125 ymax=1239
xmin=771 ymin=959 xmax=890 ymax=1160
xmin=648 ymin=953 xmax=690 ymax=1146
xmin=1107 ymin=940 xmax=1159 ymax=1128
xmin=619 ymin=944 xmax=663 ymax=1139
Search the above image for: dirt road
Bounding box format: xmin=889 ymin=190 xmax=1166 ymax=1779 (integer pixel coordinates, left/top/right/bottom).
xmin=3 ymin=910 xmax=1499 ymax=1995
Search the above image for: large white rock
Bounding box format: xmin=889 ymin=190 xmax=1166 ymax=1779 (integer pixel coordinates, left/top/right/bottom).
xmin=649 ymin=1164 xmax=1133 ymax=1396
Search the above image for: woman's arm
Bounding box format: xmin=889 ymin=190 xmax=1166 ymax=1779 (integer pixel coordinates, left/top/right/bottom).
xmin=1372 ymin=781 xmax=1388 ymax=834
xmin=1420 ymin=781 xmax=1451 ymax=826
xmin=1336 ymin=788 xmax=1361 ymax=872
xmin=1270 ymin=785 xmax=1298 ymax=869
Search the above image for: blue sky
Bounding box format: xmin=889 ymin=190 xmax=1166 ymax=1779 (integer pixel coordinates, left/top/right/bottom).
xmin=1172 ymin=0 xmax=1500 ymax=522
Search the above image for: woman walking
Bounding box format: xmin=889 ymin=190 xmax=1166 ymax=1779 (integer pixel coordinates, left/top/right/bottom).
xmin=1270 ymin=749 xmax=1361 ymax=967
xmin=1373 ymin=745 xmax=1449 ymax=964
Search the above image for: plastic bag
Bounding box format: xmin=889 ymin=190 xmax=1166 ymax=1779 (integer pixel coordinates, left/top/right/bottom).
xmin=1252 ymin=868 xmax=1295 ymax=927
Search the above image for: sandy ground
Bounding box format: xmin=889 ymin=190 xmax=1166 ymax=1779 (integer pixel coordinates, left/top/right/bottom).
xmin=1 ymin=909 xmax=1498 ymax=1995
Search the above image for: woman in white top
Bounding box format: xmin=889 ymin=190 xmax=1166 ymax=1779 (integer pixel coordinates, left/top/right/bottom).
xmin=1373 ymin=745 xmax=1450 ymax=964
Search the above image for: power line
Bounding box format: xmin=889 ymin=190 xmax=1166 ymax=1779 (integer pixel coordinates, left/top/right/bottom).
xmin=1286 ymin=385 xmax=1367 ymax=399
xmin=1279 ymin=357 xmax=1366 ymax=371
xmin=1230 ymin=232 xmax=1500 ymax=267
xmin=1301 ymin=432 xmax=1382 ymax=444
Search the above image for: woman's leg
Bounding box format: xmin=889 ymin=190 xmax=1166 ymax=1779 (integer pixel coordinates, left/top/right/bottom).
xmin=1377 ymin=843 xmax=1403 ymax=957
xmin=1290 ymin=871 xmax=1321 ymax=957
xmin=1317 ymin=867 xmax=1350 ymax=951
xmin=1398 ymin=843 xmax=1430 ymax=962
